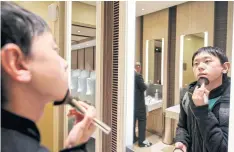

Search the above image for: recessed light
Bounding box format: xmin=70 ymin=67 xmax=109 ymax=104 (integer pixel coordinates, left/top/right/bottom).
xmin=78 ymin=31 xmax=80 ymax=33
xmin=86 ymin=44 xmax=89 ymax=45
xmin=142 ymin=8 xmax=145 ymax=11
xmin=187 ymin=38 xmax=191 ymax=40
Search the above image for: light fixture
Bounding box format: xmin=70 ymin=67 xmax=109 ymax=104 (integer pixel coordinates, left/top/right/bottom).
xmin=78 ymin=30 xmax=80 ymax=33
xmin=156 ymin=48 xmax=159 ymax=50
xmin=142 ymin=8 xmax=145 ymax=11
xmin=86 ymin=44 xmax=89 ymax=45
xmin=187 ymin=38 xmax=191 ymax=40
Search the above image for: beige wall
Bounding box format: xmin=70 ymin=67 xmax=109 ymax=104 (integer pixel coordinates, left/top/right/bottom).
xmin=175 ymin=1 xmax=215 ymax=105
xmin=72 ymin=2 xmax=96 ymax=25
xmin=148 ymin=40 xmax=155 ymax=82
xmin=143 ymin=9 xmax=169 ymax=111
xmin=183 ymin=35 xmax=204 ymax=86
xmin=135 ymin=17 xmax=141 ymax=62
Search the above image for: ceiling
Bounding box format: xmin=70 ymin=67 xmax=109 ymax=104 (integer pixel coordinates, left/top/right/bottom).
xmin=136 ymin=1 xmax=186 ymax=17
xmin=71 ymin=23 xmax=96 ymax=48
xmin=72 ymin=1 xmax=188 ymax=50
xmin=81 ymin=1 xmax=187 ymax=17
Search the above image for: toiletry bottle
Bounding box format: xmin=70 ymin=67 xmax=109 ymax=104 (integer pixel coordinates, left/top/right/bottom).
xmin=155 ymin=89 xmax=158 ymax=100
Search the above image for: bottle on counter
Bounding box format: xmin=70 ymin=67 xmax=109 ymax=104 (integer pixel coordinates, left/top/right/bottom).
xmin=155 ymin=89 xmax=159 ymax=100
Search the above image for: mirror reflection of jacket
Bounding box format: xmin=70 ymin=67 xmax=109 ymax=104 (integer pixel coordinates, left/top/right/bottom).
xmin=134 ymin=71 xmax=147 ymax=111
xmin=175 ymin=77 xmax=230 ymax=152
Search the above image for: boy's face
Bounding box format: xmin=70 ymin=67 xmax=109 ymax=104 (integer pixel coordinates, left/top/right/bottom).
xmin=192 ymin=52 xmax=225 ymax=84
xmin=29 ymin=32 xmax=68 ymax=101
xmin=1 ymin=32 xmax=68 ymax=102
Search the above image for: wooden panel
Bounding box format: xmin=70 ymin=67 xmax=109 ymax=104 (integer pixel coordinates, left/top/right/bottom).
xmin=85 ymin=47 xmax=94 ymax=70
xmin=214 ymin=1 xmax=228 ymax=53
xmin=71 ymin=50 xmax=78 ymax=69
xmin=102 ymin=1 xmax=113 ymax=152
xmin=77 ymin=49 xmax=85 ymax=69
xmin=111 ymin=2 xmax=119 ymax=152
xmin=146 ymin=108 xmax=163 ymax=136
xmin=167 ymin=6 xmax=176 ymax=108
xmin=175 ymin=1 xmax=215 ymax=105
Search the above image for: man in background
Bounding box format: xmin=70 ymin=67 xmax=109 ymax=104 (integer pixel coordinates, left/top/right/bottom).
xmin=133 ymin=62 xmax=152 ymax=147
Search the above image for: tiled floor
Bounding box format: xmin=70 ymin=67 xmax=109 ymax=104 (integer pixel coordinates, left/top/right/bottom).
xmin=132 ymin=132 xmax=175 ymax=152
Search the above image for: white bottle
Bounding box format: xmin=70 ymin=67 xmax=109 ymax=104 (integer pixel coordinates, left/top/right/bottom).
xmin=155 ymin=89 xmax=159 ymax=100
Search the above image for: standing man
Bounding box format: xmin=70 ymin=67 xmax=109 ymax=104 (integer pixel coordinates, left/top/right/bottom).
xmin=133 ymin=62 xmax=152 ymax=147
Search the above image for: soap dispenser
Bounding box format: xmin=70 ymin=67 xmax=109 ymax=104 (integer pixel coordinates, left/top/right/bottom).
xmin=155 ymin=89 xmax=159 ymax=101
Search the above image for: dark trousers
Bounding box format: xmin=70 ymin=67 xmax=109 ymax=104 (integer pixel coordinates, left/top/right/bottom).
xmin=133 ymin=108 xmax=147 ymax=144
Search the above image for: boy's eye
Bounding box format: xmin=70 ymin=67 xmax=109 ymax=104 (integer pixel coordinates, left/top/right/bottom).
xmin=194 ymin=62 xmax=199 ymax=66
xmin=205 ymin=60 xmax=211 ymax=64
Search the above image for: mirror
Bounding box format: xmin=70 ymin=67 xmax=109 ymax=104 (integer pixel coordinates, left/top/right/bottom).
xmin=146 ymin=39 xmax=164 ymax=85
xmin=67 ymin=1 xmax=97 ymax=151
xmin=131 ymin=38 xmax=165 ymax=150
xmin=179 ymin=32 xmax=208 ymax=99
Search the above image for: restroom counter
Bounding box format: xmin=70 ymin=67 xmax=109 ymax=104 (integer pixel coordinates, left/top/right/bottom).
xmin=145 ymin=98 xmax=163 ymax=136
xmin=163 ymin=105 xmax=180 ymax=145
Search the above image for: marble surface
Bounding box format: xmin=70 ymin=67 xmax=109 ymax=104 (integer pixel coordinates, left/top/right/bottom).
xmin=165 ymin=105 xmax=180 ymax=120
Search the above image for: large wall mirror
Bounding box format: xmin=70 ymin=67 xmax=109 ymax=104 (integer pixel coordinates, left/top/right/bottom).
xmin=145 ymin=39 xmax=164 ymax=85
xmin=179 ymin=32 xmax=208 ymax=98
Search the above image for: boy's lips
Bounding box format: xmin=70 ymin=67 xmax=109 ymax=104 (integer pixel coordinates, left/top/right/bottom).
xmin=198 ymin=73 xmax=208 ymax=78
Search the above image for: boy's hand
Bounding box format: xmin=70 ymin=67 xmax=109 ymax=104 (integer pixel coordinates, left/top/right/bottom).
xmin=65 ymin=102 xmax=96 ymax=148
xmin=192 ymin=83 xmax=209 ymax=106
xmin=175 ymin=142 xmax=187 ymax=152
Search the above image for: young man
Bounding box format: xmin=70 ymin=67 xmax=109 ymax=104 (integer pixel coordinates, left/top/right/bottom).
xmin=133 ymin=62 xmax=152 ymax=147
xmin=175 ymin=46 xmax=231 ymax=152
xmin=1 ymin=2 xmax=96 ymax=152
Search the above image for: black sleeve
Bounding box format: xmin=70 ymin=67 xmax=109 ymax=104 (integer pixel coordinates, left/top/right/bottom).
xmin=60 ymin=143 xmax=87 ymax=152
xmin=175 ymin=95 xmax=191 ymax=149
xmin=191 ymin=103 xmax=229 ymax=152
xmin=136 ymin=74 xmax=147 ymax=92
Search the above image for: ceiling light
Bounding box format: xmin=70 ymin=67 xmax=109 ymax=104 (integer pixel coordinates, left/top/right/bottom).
xmin=78 ymin=31 xmax=80 ymax=33
xmin=187 ymin=38 xmax=191 ymax=40
xmin=142 ymin=8 xmax=145 ymax=11
xmin=86 ymin=44 xmax=89 ymax=45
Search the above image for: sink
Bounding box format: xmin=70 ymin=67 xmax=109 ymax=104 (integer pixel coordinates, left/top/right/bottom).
xmin=145 ymin=96 xmax=162 ymax=112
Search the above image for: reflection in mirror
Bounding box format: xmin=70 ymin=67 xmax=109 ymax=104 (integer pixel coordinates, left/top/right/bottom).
xmin=67 ymin=2 xmax=97 ymax=151
xmin=132 ymin=38 xmax=165 ymax=150
xmin=179 ymin=32 xmax=207 ymax=100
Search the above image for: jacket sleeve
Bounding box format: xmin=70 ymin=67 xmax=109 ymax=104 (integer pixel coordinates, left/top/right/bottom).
xmin=136 ymin=74 xmax=147 ymax=92
xmin=175 ymin=96 xmax=191 ymax=149
xmin=59 ymin=143 xmax=87 ymax=152
xmin=191 ymin=103 xmax=229 ymax=152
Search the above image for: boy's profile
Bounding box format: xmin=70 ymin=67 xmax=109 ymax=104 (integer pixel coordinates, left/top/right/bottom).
xmin=1 ymin=2 xmax=96 ymax=152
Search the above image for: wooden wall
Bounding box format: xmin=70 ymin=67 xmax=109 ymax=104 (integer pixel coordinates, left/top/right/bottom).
xmin=71 ymin=46 xmax=96 ymax=70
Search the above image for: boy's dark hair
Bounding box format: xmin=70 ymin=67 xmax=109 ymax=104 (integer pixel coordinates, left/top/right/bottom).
xmin=1 ymin=2 xmax=49 ymax=106
xmin=192 ymin=46 xmax=229 ymax=66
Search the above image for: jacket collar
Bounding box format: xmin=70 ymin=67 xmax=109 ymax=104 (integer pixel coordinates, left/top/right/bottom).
xmin=1 ymin=109 xmax=41 ymax=142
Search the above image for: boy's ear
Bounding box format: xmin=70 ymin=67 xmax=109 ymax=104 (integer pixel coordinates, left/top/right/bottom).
xmin=222 ymin=62 xmax=230 ymax=74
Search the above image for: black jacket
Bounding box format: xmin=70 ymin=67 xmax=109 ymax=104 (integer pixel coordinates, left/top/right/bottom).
xmin=175 ymin=77 xmax=230 ymax=152
xmin=134 ymin=71 xmax=147 ymax=111
xmin=1 ymin=109 xmax=87 ymax=152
